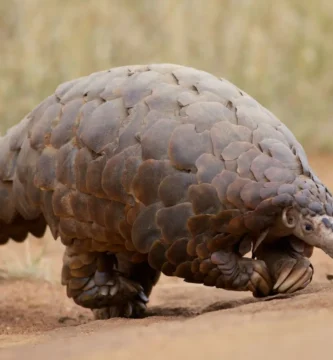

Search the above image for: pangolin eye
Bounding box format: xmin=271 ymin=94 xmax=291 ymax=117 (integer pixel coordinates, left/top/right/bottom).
xmin=304 ymin=223 xmax=314 ymax=232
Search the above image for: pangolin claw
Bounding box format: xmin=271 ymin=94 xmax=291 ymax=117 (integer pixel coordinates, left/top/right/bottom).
xmin=250 ymin=262 xmax=273 ymax=297
xmin=138 ymin=291 xmax=149 ymax=303
xmin=93 ymin=299 xmax=147 ymax=320
xmin=273 ymin=259 xmax=313 ymax=294
xmin=74 ymin=274 xmax=150 ymax=317
xmin=285 ymin=268 xmax=313 ymax=294
xmin=273 ymin=263 xmax=294 ymax=290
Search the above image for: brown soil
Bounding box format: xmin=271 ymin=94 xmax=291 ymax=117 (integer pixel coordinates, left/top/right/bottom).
xmin=1 ymin=154 xmax=333 ymax=360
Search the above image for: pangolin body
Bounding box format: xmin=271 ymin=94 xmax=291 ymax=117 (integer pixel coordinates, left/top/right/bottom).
xmin=1 ymin=64 xmax=332 ymax=317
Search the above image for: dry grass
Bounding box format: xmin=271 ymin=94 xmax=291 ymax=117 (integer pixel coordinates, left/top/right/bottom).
xmin=0 ymin=238 xmax=50 ymax=281
xmin=0 ymin=231 xmax=63 ymax=282
xmin=0 ymin=0 xmax=333 ymax=151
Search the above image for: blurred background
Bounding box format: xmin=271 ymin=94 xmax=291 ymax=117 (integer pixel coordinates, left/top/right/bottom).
xmin=1 ymin=0 xmax=333 ymax=153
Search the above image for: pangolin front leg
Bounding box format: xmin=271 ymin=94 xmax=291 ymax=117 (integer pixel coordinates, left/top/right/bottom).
xmin=255 ymin=238 xmax=314 ymax=294
xmin=149 ymin=235 xmax=273 ymax=297
xmin=61 ymin=244 xmax=155 ymax=319
xmin=209 ymin=249 xmax=273 ymax=297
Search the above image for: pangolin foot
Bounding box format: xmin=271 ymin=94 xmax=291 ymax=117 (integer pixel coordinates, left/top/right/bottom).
xmin=211 ymin=251 xmax=273 ymax=297
xmin=73 ymin=274 xmax=149 ymax=319
xmin=272 ymin=256 xmax=313 ymax=294
xmin=255 ymin=241 xmax=314 ymax=295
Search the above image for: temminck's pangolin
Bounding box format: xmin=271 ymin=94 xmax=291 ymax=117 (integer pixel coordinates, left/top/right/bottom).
xmin=1 ymin=64 xmax=332 ymax=319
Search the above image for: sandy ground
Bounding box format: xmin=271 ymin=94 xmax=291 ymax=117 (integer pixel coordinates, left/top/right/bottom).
xmin=1 ymin=154 xmax=333 ymax=360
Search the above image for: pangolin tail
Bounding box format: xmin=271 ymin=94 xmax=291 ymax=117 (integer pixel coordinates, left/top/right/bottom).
xmin=0 ymin=112 xmax=47 ymax=245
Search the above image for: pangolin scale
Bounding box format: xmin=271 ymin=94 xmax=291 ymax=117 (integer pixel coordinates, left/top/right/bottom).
xmin=1 ymin=63 xmax=333 ymax=319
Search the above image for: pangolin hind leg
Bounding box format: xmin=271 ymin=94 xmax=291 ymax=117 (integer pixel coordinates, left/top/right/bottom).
xmin=254 ymin=238 xmax=314 ymax=294
xmin=61 ymin=244 xmax=158 ymax=319
xmin=93 ymin=255 xmax=161 ymax=320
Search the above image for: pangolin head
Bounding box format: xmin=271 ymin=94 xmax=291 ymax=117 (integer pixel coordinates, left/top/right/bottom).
xmin=282 ymin=207 xmax=333 ymax=257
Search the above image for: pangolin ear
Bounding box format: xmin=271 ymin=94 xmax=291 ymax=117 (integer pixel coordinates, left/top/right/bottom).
xmin=282 ymin=207 xmax=298 ymax=228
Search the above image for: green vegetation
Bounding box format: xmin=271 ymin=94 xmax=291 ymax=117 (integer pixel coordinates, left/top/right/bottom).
xmin=1 ymin=0 xmax=333 ymax=152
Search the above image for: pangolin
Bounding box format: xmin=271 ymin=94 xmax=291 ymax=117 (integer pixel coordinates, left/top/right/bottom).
xmin=1 ymin=63 xmax=332 ymax=319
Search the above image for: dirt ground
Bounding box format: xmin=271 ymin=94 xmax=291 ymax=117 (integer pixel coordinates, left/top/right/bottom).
xmin=1 ymin=154 xmax=333 ymax=360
